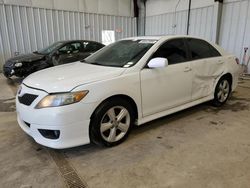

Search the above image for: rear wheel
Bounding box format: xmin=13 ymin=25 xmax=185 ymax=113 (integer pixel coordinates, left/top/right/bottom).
xmin=90 ymin=98 xmax=135 ymax=147
xmin=212 ymin=77 xmax=231 ymax=107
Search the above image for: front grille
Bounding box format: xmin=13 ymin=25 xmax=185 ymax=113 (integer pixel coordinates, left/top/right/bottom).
xmin=18 ymin=94 xmax=38 ymax=106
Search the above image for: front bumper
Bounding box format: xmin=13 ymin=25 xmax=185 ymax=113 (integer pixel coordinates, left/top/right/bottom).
xmin=16 ymin=84 xmax=97 ymax=149
xmin=17 ymin=113 xmax=90 ymax=149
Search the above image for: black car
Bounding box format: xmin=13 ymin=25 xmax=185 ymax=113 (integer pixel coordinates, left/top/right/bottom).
xmin=3 ymin=40 xmax=105 ymax=78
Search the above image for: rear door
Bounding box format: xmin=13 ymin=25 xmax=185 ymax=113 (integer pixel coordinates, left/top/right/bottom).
xmin=185 ymin=38 xmax=224 ymax=100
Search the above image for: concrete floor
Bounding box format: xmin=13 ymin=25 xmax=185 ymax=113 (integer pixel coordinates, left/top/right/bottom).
xmin=0 ymin=74 xmax=250 ymax=188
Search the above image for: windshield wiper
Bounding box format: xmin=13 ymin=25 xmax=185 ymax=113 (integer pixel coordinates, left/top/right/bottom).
xmin=89 ymin=62 xmax=103 ymax=66
xmin=81 ymin=59 xmax=102 ymax=65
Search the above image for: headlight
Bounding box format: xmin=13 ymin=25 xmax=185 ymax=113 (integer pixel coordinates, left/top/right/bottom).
xmin=35 ymin=91 xmax=88 ymax=109
xmin=15 ymin=62 xmax=23 ymax=67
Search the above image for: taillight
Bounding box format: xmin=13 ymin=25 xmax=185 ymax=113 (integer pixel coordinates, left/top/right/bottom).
xmin=235 ymin=58 xmax=240 ymax=64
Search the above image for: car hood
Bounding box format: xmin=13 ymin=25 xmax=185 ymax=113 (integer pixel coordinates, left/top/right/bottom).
xmin=23 ymin=62 xmax=125 ymax=93
xmin=7 ymin=53 xmax=45 ymax=64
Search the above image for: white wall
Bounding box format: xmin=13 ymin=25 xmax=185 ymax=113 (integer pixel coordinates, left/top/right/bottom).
xmin=145 ymin=0 xmax=216 ymax=42
xmin=0 ymin=0 xmax=134 ymax=17
xmin=220 ymin=0 xmax=250 ymax=72
xmin=145 ymin=0 xmax=250 ymax=72
xmin=146 ymin=0 xmax=214 ymax=16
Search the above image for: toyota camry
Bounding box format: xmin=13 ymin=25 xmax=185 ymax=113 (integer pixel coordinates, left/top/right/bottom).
xmin=16 ymin=35 xmax=240 ymax=149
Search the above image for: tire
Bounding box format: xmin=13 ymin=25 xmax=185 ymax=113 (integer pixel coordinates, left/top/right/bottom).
xmin=90 ymin=98 xmax=135 ymax=147
xmin=212 ymin=77 xmax=231 ymax=107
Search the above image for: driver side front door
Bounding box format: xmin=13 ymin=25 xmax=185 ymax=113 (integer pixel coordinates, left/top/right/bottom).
xmin=140 ymin=38 xmax=193 ymax=117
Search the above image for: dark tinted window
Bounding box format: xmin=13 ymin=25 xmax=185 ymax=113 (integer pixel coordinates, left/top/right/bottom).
xmin=187 ymin=38 xmax=221 ymax=60
xmin=209 ymin=44 xmax=221 ymax=57
xmin=83 ymin=42 xmax=104 ymax=52
xmin=58 ymin=42 xmax=82 ymax=54
xmin=152 ymin=39 xmax=188 ymax=64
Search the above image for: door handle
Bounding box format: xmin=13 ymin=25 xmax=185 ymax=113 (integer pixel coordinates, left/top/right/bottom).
xmin=184 ymin=67 xmax=192 ymax=72
xmin=218 ymin=60 xmax=224 ymax=64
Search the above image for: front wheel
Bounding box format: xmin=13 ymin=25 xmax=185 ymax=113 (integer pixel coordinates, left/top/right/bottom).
xmin=90 ymin=98 xmax=135 ymax=147
xmin=212 ymin=78 xmax=231 ymax=107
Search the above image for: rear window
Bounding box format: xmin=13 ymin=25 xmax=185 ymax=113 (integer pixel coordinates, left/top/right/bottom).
xmin=186 ymin=38 xmax=221 ymax=60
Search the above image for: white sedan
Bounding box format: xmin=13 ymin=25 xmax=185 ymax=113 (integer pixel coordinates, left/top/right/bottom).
xmin=16 ymin=35 xmax=239 ymax=149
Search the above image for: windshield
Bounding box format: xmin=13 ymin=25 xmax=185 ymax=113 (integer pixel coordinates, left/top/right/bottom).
xmin=37 ymin=41 xmax=63 ymax=55
xmin=83 ymin=40 xmax=156 ymax=67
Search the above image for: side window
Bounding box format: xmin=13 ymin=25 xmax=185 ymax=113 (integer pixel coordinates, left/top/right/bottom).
xmin=83 ymin=42 xmax=103 ymax=52
xmin=58 ymin=42 xmax=82 ymax=54
xmin=71 ymin=42 xmax=82 ymax=53
xmin=187 ymin=39 xmax=221 ymax=60
xmin=152 ymin=39 xmax=188 ymax=65
xmin=209 ymin=44 xmax=221 ymax=57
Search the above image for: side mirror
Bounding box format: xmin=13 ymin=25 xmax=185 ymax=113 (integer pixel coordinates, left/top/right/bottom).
xmin=148 ymin=57 xmax=168 ymax=68
xmin=55 ymin=50 xmax=60 ymax=56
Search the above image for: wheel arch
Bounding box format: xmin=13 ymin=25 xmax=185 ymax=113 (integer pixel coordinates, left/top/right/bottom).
xmin=220 ymin=73 xmax=233 ymax=88
xmin=212 ymin=72 xmax=233 ymax=106
xmin=89 ymin=94 xmax=139 ymax=145
xmin=213 ymin=72 xmax=233 ymax=98
xmin=90 ymin=94 xmax=139 ymax=122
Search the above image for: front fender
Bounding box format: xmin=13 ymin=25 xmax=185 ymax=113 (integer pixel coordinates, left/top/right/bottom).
xmin=72 ymin=72 xmax=143 ymax=119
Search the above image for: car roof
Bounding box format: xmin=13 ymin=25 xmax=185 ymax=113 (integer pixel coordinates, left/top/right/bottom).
xmin=123 ymin=35 xmax=206 ymax=41
xmin=57 ymin=40 xmax=104 ymax=44
xmin=123 ymin=35 xmax=227 ymax=56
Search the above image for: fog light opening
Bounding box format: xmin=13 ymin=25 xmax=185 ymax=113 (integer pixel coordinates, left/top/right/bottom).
xmin=38 ymin=129 xmax=60 ymax=139
xmin=24 ymin=121 xmax=30 ymax=128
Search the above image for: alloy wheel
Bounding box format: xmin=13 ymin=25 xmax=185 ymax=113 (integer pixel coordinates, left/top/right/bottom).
xmin=217 ymin=80 xmax=230 ymax=103
xmin=100 ymin=106 xmax=130 ymax=143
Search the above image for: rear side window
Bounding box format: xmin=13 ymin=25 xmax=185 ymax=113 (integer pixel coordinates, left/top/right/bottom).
xmin=152 ymin=39 xmax=188 ymax=65
xmin=209 ymin=44 xmax=221 ymax=57
xmin=186 ymin=38 xmax=221 ymax=60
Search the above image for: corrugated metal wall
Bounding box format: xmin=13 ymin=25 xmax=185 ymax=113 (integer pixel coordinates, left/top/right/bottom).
xmin=145 ymin=5 xmax=215 ymax=41
xmin=145 ymin=0 xmax=250 ymax=71
xmin=219 ymin=0 xmax=250 ymax=62
xmin=0 ymin=4 xmax=137 ymax=70
xmin=146 ymin=10 xmax=187 ymax=35
xmin=146 ymin=10 xmax=187 ymax=36
xmin=189 ymin=6 xmax=215 ymax=41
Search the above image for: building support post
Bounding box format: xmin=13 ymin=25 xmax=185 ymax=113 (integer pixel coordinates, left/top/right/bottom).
xmin=212 ymin=0 xmax=223 ymax=44
xmin=186 ymin=0 xmax=192 ymax=35
xmin=136 ymin=0 xmax=146 ymax=36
